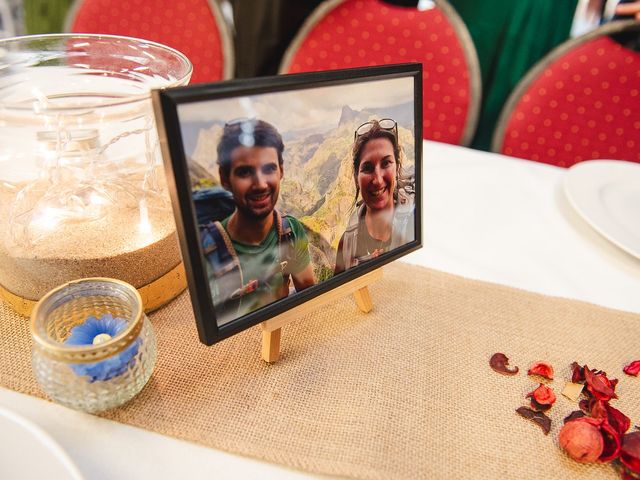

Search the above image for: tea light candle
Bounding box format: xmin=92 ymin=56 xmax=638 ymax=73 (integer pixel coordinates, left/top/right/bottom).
xmin=31 ymin=278 xmax=157 ymax=413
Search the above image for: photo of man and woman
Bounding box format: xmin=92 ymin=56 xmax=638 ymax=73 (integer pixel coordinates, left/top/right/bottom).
xmin=177 ymin=75 xmax=418 ymax=326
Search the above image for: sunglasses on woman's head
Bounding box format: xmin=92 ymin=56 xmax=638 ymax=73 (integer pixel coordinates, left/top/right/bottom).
xmin=354 ymin=118 xmax=397 ymax=141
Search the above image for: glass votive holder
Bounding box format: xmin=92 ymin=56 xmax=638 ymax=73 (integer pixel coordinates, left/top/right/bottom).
xmin=30 ymin=278 xmax=157 ymax=413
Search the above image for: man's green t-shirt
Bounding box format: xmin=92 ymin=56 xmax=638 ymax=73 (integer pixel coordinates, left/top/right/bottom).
xmin=215 ymin=215 xmax=310 ymax=320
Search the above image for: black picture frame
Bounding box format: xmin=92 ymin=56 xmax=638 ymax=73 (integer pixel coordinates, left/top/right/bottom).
xmin=152 ymin=63 xmax=423 ymax=345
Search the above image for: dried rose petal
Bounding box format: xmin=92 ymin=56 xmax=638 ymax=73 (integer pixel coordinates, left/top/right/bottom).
xmin=572 ymin=362 xmax=586 ymax=383
xmin=516 ymin=406 xmax=551 ymax=435
xmin=579 ymin=399 xmax=591 ymax=413
xmin=584 ymin=366 xmax=618 ymax=401
xmin=527 ymin=384 xmax=556 ymax=406
xmin=591 ymin=399 xmax=631 ymax=436
xmin=619 ymin=467 xmax=640 ymax=480
xmin=529 ymin=398 xmax=553 ymax=412
xmin=622 ymin=432 xmax=640 ymax=474
xmin=559 ymin=418 xmax=604 ymax=463
xmin=599 ymin=419 xmax=622 ymax=462
xmin=610 ymin=404 xmax=633 ymax=435
xmin=564 ymin=410 xmax=586 ymax=423
xmin=490 ymin=352 xmax=519 ymax=375
xmin=624 ymin=361 xmax=640 ymax=377
xmin=527 ymin=361 xmax=554 ymax=380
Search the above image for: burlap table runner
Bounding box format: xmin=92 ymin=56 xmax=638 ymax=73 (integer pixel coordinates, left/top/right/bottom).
xmin=1 ymin=262 xmax=639 ymax=479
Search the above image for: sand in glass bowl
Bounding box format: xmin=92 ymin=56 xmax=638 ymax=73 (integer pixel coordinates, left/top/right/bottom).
xmin=0 ymin=34 xmax=192 ymax=311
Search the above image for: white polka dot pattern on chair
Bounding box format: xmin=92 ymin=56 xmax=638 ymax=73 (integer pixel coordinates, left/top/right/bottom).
xmin=280 ymin=0 xmax=478 ymax=146
xmin=498 ymin=34 xmax=640 ymax=167
xmin=68 ymin=0 xmax=232 ymax=83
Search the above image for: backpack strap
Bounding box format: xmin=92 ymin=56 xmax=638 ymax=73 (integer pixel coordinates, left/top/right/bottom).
xmin=275 ymin=210 xmax=296 ymax=292
xmin=202 ymin=222 xmax=242 ymax=278
xmin=342 ymin=198 xmax=414 ymax=267
xmin=200 ymin=221 xmax=244 ymax=315
xmin=201 ymin=212 xmax=298 ymax=315
xmin=341 ymin=203 xmax=366 ymax=269
xmin=390 ymin=188 xmax=415 ymax=249
xmin=275 ymin=210 xmax=295 ymax=270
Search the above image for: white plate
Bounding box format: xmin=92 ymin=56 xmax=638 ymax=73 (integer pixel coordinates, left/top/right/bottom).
xmin=0 ymin=406 xmax=84 ymax=480
xmin=564 ymin=160 xmax=640 ymax=259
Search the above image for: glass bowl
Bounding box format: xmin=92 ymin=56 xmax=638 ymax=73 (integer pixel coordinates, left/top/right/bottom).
xmin=30 ymin=277 xmax=157 ymax=413
xmin=0 ymin=34 xmax=192 ymax=314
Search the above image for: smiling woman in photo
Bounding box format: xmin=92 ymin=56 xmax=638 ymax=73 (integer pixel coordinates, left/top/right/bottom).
xmin=334 ymin=118 xmax=415 ymax=275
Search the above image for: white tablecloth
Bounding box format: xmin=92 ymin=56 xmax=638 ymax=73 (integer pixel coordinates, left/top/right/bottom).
xmin=2 ymin=141 xmax=639 ymax=479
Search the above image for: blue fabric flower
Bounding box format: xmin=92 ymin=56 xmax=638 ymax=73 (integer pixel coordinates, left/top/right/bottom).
xmin=65 ymin=314 xmax=140 ymax=382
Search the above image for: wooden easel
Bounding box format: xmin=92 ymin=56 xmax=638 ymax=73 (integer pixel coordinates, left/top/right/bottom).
xmin=259 ymin=268 xmax=383 ymax=362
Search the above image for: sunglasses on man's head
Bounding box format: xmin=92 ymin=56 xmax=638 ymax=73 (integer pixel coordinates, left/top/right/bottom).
xmin=224 ymin=118 xmax=258 ymax=147
xmin=225 ymin=117 xmax=256 ymax=128
xmin=354 ymin=118 xmax=397 ymax=141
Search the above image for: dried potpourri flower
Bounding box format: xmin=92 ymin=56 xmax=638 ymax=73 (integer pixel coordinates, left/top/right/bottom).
xmin=526 ymin=384 xmax=556 ymax=411
xmin=527 ymin=361 xmax=554 ymax=380
xmin=590 ymin=399 xmax=631 ymax=437
xmin=559 ymin=418 xmax=604 ymax=463
xmin=490 ymin=352 xmax=519 ymax=375
xmin=558 ymin=362 xmax=633 ymax=471
xmin=576 ymin=395 xmax=631 ymax=441
xmin=559 ymin=416 xmax=621 ymax=463
xmin=516 ymin=406 xmax=552 ymax=435
xmin=584 ymin=367 xmax=619 ymax=401
xmin=623 ymin=361 xmax=640 ymax=377
xmin=620 ymin=432 xmax=640 ymax=477
xmin=571 ymin=362 xmax=586 ymax=383
xmin=571 ymin=363 xmax=619 ymax=402
xmin=597 ymin=419 xmax=623 ymax=463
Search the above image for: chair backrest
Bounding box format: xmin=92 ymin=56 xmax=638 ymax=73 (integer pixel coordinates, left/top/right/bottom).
xmin=492 ymin=20 xmax=640 ymax=167
xmin=64 ymin=0 xmax=234 ymax=83
xmin=279 ymin=0 xmax=481 ymax=146
xmin=0 ymin=0 xmax=16 ymax=38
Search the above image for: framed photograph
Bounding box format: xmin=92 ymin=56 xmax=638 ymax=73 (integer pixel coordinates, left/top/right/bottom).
xmin=153 ymin=63 xmax=422 ymax=345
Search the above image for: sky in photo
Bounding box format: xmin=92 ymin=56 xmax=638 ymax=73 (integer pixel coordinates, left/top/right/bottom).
xmin=177 ymin=76 xmax=413 ymax=133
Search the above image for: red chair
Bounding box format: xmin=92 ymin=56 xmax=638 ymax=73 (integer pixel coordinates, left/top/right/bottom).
xmin=279 ymin=0 xmax=481 ymax=146
xmin=64 ymin=0 xmax=234 ymax=83
xmin=492 ymin=20 xmax=640 ymax=167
